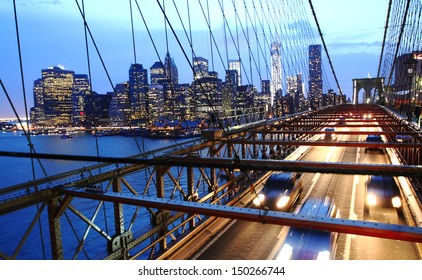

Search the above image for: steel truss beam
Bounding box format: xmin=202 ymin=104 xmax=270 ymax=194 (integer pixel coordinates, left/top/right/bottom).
xmin=1 ymin=104 xmax=421 ymax=260
xmin=227 ymin=139 xmax=422 ymax=148
xmin=0 ymin=151 xmax=419 ymax=179
xmin=61 ymin=189 xmax=422 ymax=243
xmin=248 ymin=130 xmax=422 ymax=136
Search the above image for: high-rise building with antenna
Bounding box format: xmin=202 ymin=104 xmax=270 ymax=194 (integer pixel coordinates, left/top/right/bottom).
xmin=271 ymin=41 xmax=282 ymax=106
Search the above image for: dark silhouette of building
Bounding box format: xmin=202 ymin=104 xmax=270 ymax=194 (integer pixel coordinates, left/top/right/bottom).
xmin=84 ymin=92 xmax=112 ymax=128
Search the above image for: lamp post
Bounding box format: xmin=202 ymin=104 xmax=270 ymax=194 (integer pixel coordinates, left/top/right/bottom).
xmin=404 ymin=57 xmax=417 ymax=121
xmin=415 ymin=77 xmax=422 ymax=127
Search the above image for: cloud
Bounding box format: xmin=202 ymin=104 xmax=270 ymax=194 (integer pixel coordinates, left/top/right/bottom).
xmin=327 ymin=40 xmax=383 ymax=55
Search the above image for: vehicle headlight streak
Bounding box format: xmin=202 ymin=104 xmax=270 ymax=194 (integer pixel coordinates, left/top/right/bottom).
xmin=275 ymin=244 xmax=293 ymax=260
xmin=317 ymin=250 xmax=330 ymax=260
xmin=367 ymin=193 xmax=377 ymax=206
xmin=391 ymin=196 xmax=402 ymax=208
xmin=277 ymin=196 xmax=290 ymax=208
xmin=253 ymin=194 xmax=265 ymax=206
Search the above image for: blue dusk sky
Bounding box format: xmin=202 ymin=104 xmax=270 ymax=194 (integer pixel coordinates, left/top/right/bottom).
xmin=0 ymin=0 xmax=389 ymax=119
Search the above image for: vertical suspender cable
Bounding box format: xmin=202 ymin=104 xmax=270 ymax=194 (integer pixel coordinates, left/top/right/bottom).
xmin=129 ymin=0 xmax=137 ymax=64
xmin=206 ymin=0 xmax=215 ymax=72
xmin=385 ymin=0 xmax=411 ymax=93
xmin=375 ymin=0 xmax=392 ymax=104
xmin=12 ymin=0 xmax=48 ymax=260
xmin=308 ymin=0 xmax=343 ymax=97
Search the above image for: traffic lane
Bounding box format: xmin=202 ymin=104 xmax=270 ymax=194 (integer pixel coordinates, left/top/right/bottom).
xmin=359 ymin=146 xmax=407 ymax=225
xmin=298 ymin=144 xmax=360 ymax=260
xmin=194 ymin=220 xmax=283 ymax=260
xmin=345 ymin=143 xmax=420 ymax=259
xmin=195 ymin=131 xmax=419 ymax=259
xmin=194 ymin=144 xmax=341 ymax=260
xmin=296 ymin=131 xmax=420 ymax=259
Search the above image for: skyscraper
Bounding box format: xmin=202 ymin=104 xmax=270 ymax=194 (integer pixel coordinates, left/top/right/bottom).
xmin=164 ymin=52 xmax=178 ymax=86
xmin=228 ymin=59 xmax=241 ymax=86
xmin=261 ymin=80 xmax=270 ymax=94
xmin=129 ymin=63 xmax=148 ymax=123
xmin=84 ymin=92 xmax=112 ymax=127
xmin=271 ymin=41 xmax=282 ymax=106
xmin=32 ymin=78 xmax=45 ymax=126
xmin=225 ymin=69 xmax=238 ymax=92
xmin=150 ymin=61 xmax=166 ymax=86
xmin=72 ymin=74 xmax=91 ymax=127
xmin=309 ymin=44 xmax=323 ymax=109
xmin=296 ymin=73 xmax=307 ymax=111
xmin=193 ymin=56 xmax=209 ymax=80
xmin=41 ymin=66 xmax=74 ymax=126
xmin=109 ymin=82 xmax=131 ymax=126
xmin=287 ymin=75 xmax=298 ymax=114
xmin=147 ymin=84 xmax=164 ymax=122
xmin=191 ymin=74 xmax=222 ymax=119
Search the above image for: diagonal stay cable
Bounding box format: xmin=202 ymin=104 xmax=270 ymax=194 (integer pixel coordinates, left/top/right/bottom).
xmin=308 ymin=0 xmax=343 ymax=97
xmin=74 ymin=0 xmax=144 ymax=153
xmin=155 ymin=0 xmax=270 ymax=211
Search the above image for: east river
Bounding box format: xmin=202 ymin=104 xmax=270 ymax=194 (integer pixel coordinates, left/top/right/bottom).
xmin=0 ymin=131 xmax=188 ymax=259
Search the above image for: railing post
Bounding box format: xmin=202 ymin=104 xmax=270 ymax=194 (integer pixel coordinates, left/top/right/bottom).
xmin=47 ymin=198 xmax=63 ymax=260
xmin=155 ymin=165 xmax=168 ymax=251
xmin=112 ymin=178 xmax=124 ymax=237
xmin=187 ymin=166 xmax=196 ymax=228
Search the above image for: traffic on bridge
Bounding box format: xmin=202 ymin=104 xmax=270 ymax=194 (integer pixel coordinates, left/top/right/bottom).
xmin=0 ymin=0 xmax=421 ymax=270
xmin=1 ymin=104 xmax=421 ymax=261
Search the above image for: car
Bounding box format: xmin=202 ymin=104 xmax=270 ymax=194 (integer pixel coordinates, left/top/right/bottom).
xmin=322 ymin=127 xmax=336 ymax=140
xmin=274 ymin=197 xmax=340 ymax=260
xmin=364 ymin=175 xmax=402 ymax=214
xmin=337 ymin=116 xmax=346 ymax=124
xmin=395 ymin=134 xmax=413 ymax=142
xmin=364 ymin=134 xmax=384 ymax=153
xmin=363 ymin=113 xmax=374 ymax=120
xmin=252 ymin=172 xmax=303 ymax=211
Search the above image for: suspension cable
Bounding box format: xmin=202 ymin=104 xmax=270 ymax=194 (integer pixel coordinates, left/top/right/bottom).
xmin=308 ymin=0 xmax=343 ymax=96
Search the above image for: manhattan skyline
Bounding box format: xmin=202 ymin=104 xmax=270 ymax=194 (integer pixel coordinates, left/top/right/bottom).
xmin=1 ymin=0 xmax=388 ymax=119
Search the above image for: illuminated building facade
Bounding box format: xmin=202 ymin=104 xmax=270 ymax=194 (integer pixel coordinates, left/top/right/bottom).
xmin=191 ymin=75 xmax=222 ymax=119
xmin=41 ymin=66 xmax=75 ymax=126
xmin=129 ymin=63 xmax=148 ymax=124
xmin=109 ymin=82 xmax=130 ymax=127
xmin=72 ymin=74 xmax=91 ymax=127
xmin=31 ymin=78 xmax=45 ymax=127
xmin=164 ymin=52 xmax=178 ymax=86
xmin=193 ymin=56 xmax=209 ymax=81
xmin=147 ymin=84 xmax=165 ymax=122
xmin=309 ymin=44 xmax=323 ymax=109
xmin=271 ymin=41 xmax=282 ymax=106
xmin=150 ymin=62 xmax=166 ymax=86
xmin=228 ymin=59 xmax=241 ymax=86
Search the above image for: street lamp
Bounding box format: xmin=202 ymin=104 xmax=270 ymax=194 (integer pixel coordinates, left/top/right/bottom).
xmin=404 ymin=57 xmax=417 ymax=121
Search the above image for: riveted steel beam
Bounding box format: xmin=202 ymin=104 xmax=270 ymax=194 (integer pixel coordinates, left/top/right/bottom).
xmin=61 ymin=189 xmax=422 ymax=243
xmin=226 ymin=139 xmax=422 ymax=148
xmin=0 ymin=151 xmax=421 ymax=177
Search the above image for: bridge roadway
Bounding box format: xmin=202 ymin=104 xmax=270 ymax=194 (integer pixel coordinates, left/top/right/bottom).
xmin=1 ymin=104 xmax=421 ymax=260
xmin=193 ymin=125 xmax=421 ymax=260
